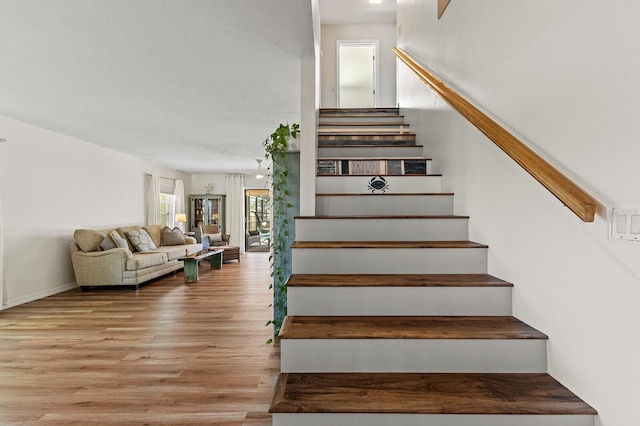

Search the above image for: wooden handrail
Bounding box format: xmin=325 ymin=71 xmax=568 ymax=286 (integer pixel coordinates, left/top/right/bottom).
xmin=393 ymin=47 xmax=597 ymax=223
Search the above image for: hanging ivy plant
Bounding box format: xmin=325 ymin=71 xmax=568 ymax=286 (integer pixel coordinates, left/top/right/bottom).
xmin=263 ymin=123 xmax=300 ymax=344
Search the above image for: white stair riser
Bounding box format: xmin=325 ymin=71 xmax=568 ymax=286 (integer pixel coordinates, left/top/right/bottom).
xmin=287 ymin=287 xmax=511 ymax=316
xmin=280 ymin=339 xmax=547 ymax=373
xmin=292 ymin=248 xmax=488 ymax=274
xmin=318 ymin=146 xmax=424 ymax=158
xmin=319 ymin=116 xmax=405 ymax=124
xmin=273 ymin=414 xmax=594 ymax=426
xmin=295 ymin=218 xmax=469 ymax=241
xmin=316 ymin=195 xmax=454 ymax=216
xmin=317 ymin=175 xmax=442 ymax=194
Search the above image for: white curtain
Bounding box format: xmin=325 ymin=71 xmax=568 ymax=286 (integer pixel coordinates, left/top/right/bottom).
xmin=174 ymin=179 xmax=185 ymax=214
xmin=173 ymin=179 xmax=185 ymax=229
xmin=226 ymin=174 xmax=245 ymax=253
xmin=0 ymin=192 xmax=5 ymax=308
xmin=146 ymin=174 xmax=161 ymax=225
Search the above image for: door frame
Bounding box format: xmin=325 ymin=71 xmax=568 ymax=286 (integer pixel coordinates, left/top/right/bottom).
xmin=336 ymin=39 xmax=379 ymax=108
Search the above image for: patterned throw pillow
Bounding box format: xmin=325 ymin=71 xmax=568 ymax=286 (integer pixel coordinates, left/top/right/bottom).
xmin=162 ymin=227 xmax=187 ymax=246
xmin=124 ymin=229 xmax=157 ymax=252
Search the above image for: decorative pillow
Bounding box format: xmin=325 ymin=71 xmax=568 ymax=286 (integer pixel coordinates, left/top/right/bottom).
xmin=143 ymin=225 xmax=163 ymax=248
xmin=74 ymin=229 xmax=105 ymax=252
xmin=162 ymin=227 xmax=187 ymax=246
xmin=205 ymin=232 xmax=223 ymax=242
xmin=109 ymin=231 xmax=130 ymax=249
xmin=124 ymin=229 xmax=157 ymax=252
xmin=99 ymin=235 xmax=117 ymax=251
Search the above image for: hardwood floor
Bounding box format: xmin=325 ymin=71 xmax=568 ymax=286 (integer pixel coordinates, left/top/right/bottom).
xmin=0 ymin=252 xmax=279 ymax=425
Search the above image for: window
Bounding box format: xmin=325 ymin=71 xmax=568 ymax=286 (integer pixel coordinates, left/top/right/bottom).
xmin=160 ymin=193 xmax=174 ymax=226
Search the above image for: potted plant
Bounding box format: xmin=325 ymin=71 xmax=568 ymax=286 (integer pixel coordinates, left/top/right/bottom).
xmin=263 ymin=123 xmax=300 ymax=343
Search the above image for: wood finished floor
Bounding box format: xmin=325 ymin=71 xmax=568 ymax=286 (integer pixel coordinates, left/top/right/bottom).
xmin=0 ymin=252 xmax=279 ymax=425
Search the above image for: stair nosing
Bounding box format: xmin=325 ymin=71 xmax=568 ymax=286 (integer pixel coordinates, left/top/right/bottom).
xmin=279 ymin=316 xmax=548 ymax=340
xmin=316 ymin=192 xmax=454 ymax=196
xmin=318 ymin=144 xmax=424 ymax=148
xmin=270 ymin=372 xmax=597 ymax=415
xmin=317 ymin=174 xmax=442 ymax=177
xmin=286 ymin=273 xmax=509 ymax=287
xmin=294 ymin=215 xmax=469 ymax=219
xmin=318 ymin=157 xmax=432 ymax=160
xmin=290 ymin=241 xmax=488 ymax=249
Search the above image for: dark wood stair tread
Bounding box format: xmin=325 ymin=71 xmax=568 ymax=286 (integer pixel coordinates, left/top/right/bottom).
xmin=290 ymin=241 xmax=488 ymax=249
xmin=319 ymin=132 xmax=416 ymax=136
xmin=320 ymin=107 xmax=399 ymax=114
xmin=318 ymin=144 xmax=424 ymax=148
xmin=319 ymin=114 xmax=404 ymax=118
xmin=294 ymin=215 xmax=469 ymax=220
xmin=316 ymin=192 xmax=454 ymax=196
xmin=319 ymin=122 xmax=408 ymax=126
xmin=317 ymin=173 xmax=442 ymax=177
xmin=286 ymin=273 xmax=510 ymax=287
xmin=318 ymin=157 xmax=431 ymax=160
xmin=279 ymin=316 xmax=547 ymax=340
xmin=270 ymin=373 xmax=597 ymax=415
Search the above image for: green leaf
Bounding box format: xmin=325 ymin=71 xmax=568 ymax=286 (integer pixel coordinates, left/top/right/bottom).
xmin=266 ymin=338 xmax=273 ymax=345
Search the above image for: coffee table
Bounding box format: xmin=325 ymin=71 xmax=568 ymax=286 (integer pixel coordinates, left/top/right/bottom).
xmin=178 ymin=249 xmax=223 ymax=283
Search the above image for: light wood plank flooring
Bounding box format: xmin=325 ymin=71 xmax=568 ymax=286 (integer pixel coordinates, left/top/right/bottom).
xmin=0 ymin=252 xmax=279 ymax=425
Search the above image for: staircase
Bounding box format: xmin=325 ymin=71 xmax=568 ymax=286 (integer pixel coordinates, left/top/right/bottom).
xmin=269 ymin=107 xmax=596 ymax=426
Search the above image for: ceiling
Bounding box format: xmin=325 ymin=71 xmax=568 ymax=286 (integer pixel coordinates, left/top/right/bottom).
xmin=0 ymin=0 xmax=395 ymax=175
xmin=320 ymin=0 xmax=396 ymax=25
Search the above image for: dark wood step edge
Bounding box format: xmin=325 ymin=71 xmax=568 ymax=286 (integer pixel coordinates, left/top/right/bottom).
xmin=294 ymin=215 xmax=470 ymax=219
xmin=270 ymin=373 xmax=597 ymax=415
xmin=290 ymin=241 xmax=489 ymax=249
xmin=316 ymin=192 xmax=454 ymax=197
xmin=286 ymin=273 xmax=511 ymax=288
xmin=279 ymin=316 xmax=549 ymax=340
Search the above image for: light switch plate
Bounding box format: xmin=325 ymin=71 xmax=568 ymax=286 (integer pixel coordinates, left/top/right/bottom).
xmin=611 ymin=208 xmax=640 ymax=242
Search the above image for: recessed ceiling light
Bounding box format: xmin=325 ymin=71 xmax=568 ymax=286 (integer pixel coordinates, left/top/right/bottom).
xmin=369 ymin=0 xmax=382 ymax=4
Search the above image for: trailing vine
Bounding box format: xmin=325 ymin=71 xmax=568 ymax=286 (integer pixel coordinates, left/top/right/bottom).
xmin=263 ymin=123 xmax=300 ymax=343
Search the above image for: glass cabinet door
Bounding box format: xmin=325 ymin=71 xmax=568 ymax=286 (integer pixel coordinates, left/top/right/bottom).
xmin=190 ymin=195 xmax=225 ymax=233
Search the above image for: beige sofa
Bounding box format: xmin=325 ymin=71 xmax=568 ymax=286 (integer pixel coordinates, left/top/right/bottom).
xmin=70 ymin=225 xmax=203 ymax=290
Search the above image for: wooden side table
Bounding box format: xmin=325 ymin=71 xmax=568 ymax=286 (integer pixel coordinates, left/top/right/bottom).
xmin=221 ymin=246 xmax=240 ymax=263
xmin=178 ymin=249 xmax=223 ymax=283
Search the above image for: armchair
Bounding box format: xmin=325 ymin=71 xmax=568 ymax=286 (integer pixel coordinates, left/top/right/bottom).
xmin=200 ymin=225 xmax=230 ymax=249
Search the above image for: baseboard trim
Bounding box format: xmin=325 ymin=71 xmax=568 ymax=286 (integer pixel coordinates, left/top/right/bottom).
xmin=1 ymin=282 xmax=77 ymax=310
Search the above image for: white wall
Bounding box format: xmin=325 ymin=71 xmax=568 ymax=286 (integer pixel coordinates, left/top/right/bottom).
xmin=397 ymin=1 xmax=640 ymax=425
xmin=191 ymin=173 xmax=270 ymax=195
xmin=321 ymin=24 xmax=396 ymax=108
xmin=0 ymin=115 xmax=189 ymax=308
